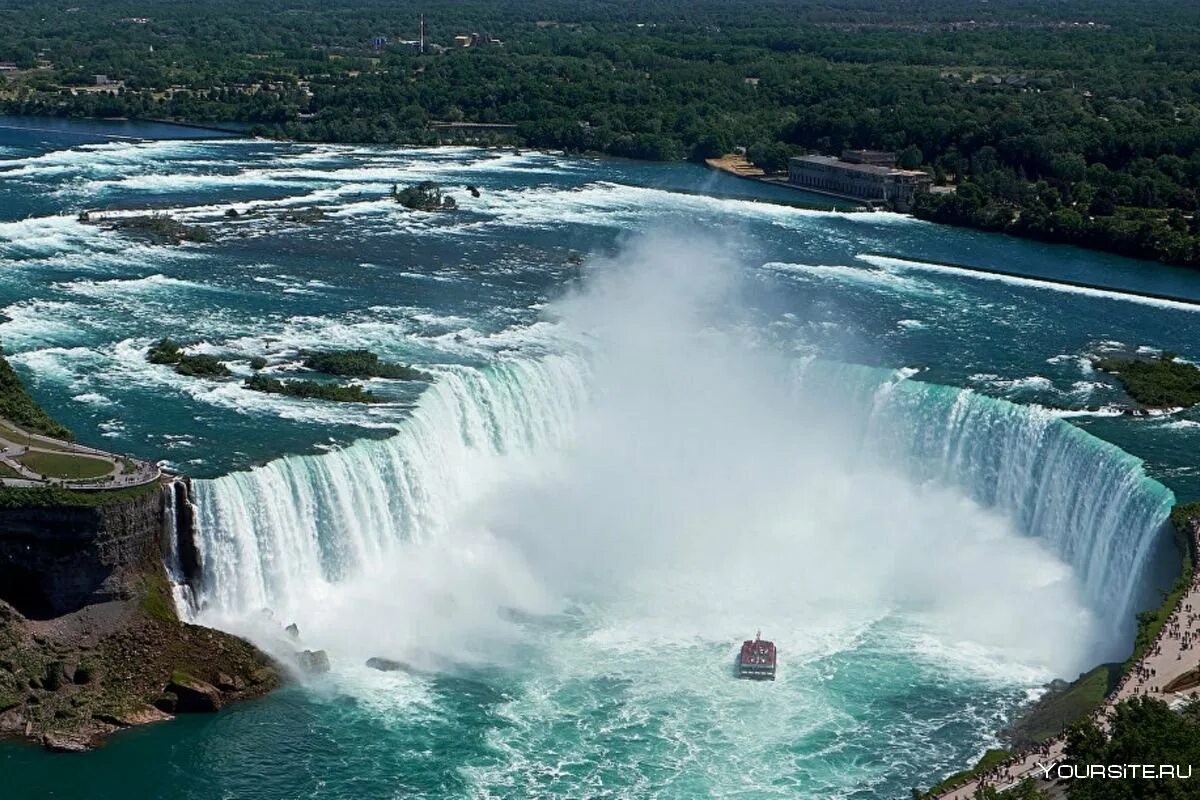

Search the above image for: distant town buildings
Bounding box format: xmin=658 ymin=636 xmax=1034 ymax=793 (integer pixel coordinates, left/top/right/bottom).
xmin=787 ymin=150 xmax=932 ymax=211
xmin=452 ymin=33 xmax=504 ymax=48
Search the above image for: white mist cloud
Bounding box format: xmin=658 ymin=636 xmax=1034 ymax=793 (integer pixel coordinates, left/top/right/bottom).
xmin=223 ymin=231 xmax=1102 ymax=683
xmin=469 ymin=232 xmax=1102 ymax=675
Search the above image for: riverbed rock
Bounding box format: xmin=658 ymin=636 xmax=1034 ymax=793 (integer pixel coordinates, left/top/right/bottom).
xmin=95 ymin=704 xmax=172 ymax=727
xmin=43 ymin=732 xmax=90 ymax=753
xmin=215 ymin=671 xmax=246 ymax=691
xmin=152 ymin=692 xmax=178 ymax=713
xmin=284 ymin=623 xmax=300 ymax=639
xmin=366 ymin=657 xmax=411 ymax=673
xmin=296 ymin=649 xmax=331 ymax=673
xmin=166 ymin=675 xmax=224 ymax=712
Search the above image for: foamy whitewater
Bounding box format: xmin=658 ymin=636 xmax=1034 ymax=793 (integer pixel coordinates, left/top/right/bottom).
xmin=1 ymin=119 xmax=1195 ymax=799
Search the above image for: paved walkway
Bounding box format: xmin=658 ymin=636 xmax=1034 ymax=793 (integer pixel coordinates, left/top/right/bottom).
xmin=0 ymin=419 xmax=160 ymax=491
xmin=932 ymin=524 xmax=1200 ymax=799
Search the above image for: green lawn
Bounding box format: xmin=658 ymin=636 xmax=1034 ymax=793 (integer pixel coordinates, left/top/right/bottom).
xmin=17 ymin=450 xmax=112 ymax=480
xmin=0 ymin=460 xmax=22 ymax=479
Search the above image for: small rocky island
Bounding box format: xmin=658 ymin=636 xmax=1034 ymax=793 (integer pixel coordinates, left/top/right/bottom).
xmin=77 ymin=212 xmax=211 ymax=246
xmin=148 ymin=338 xmax=231 ymax=377
xmin=145 ymin=341 xmax=431 ymax=404
xmin=0 ymin=351 xmax=279 ymax=751
xmin=390 ymin=181 xmax=457 ymax=211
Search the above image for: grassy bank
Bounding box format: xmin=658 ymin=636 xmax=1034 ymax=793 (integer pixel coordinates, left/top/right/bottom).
xmin=919 ymin=748 xmax=1012 ymax=798
xmin=0 ymin=351 xmax=72 ymax=441
xmin=1003 ymin=663 xmax=1122 ymax=748
xmin=0 ymin=481 xmax=160 ymax=508
xmin=1124 ymin=502 xmax=1200 ymax=671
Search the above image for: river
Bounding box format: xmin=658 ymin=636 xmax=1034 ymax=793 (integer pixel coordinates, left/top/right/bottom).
xmin=0 ymin=116 xmax=1196 ymax=799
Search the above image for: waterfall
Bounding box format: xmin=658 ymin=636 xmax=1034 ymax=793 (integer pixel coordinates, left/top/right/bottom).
xmin=190 ymin=356 xmax=589 ymax=619
xmin=161 ymin=476 xmax=199 ymax=613
xmin=801 ymin=361 xmax=1176 ymax=631
xmin=188 ymin=355 xmax=1175 ymax=643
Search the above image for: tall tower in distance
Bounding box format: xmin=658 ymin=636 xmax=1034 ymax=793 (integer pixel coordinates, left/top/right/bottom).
xmin=419 ymin=14 xmax=425 ymax=54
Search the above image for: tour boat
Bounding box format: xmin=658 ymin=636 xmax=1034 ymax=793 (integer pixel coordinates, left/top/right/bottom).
xmin=736 ymin=631 xmax=776 ymax=680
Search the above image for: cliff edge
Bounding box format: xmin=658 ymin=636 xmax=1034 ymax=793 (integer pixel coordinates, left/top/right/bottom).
xmin=0 ymin=481 xmax=279 ymax=751
xmin=0 ymin=348 xmax=279 ymax=751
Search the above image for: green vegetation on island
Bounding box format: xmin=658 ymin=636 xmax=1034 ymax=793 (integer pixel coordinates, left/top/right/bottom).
xmin=148 ymin=338 xmax=231 ymax=378
xmin=304 ymin=349 xmax=432 ymax=381
xmin=391 ymin=182 xmax=457 ymax=211
xmin=244 ymin=374 xmax=379 ymax=403
xmin=147 ymin=344 xmax=428 ymax=402
xmin=1094 ymin=353 xmax=1200 ymax=409
xmin=0 ymin=348 xmax=72 ymax=441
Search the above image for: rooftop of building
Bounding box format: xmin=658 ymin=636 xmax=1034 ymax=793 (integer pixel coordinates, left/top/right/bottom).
xmin=789 ymin=155 xmax=928 ymax=178
xmin=841 ymin=148 xmax=896 ymax=164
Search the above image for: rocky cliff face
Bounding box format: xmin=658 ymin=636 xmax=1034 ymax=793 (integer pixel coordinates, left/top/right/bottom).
xmin=0 ymin=481 xmax=280 ymax=751
xmin=0 ymin=486 xmax=164 ymax=619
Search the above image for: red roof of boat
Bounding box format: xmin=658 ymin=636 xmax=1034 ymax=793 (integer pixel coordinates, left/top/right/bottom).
xmin=739 ymin=633 xmax=776 ymax=665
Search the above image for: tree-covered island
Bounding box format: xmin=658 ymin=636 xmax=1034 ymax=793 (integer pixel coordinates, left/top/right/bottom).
xmin=243 ymin=375 xmax=380 ymax=404
xmin=144 ymin=343 xmax=427 ymax=403
xmin=1095 ymin=353 xmax=1200 ymax=409
xmin=147 ymin=339 xmax=231 ymax=377
xmin=303 ymin=349 xmax=433 ymax=381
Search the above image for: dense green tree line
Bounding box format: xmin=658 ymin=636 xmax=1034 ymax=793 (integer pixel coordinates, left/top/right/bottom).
xmin=3 ymin=0 xmax=1200 ymax=263
xmin=1063 ymin=697 xmax=1200 ymax=799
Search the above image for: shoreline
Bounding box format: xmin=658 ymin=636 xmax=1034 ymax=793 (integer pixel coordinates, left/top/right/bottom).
xmin=2 ymin=110 xmax=1195 ymax=269
xmin=0 ymin=113 xmax=246 ymax=142
xmin=139 ymin=118 xmax=253 ymax=136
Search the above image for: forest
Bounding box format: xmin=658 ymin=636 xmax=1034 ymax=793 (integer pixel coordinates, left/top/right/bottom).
xmin=2 ymin=0 xmax=1200 ymax=264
